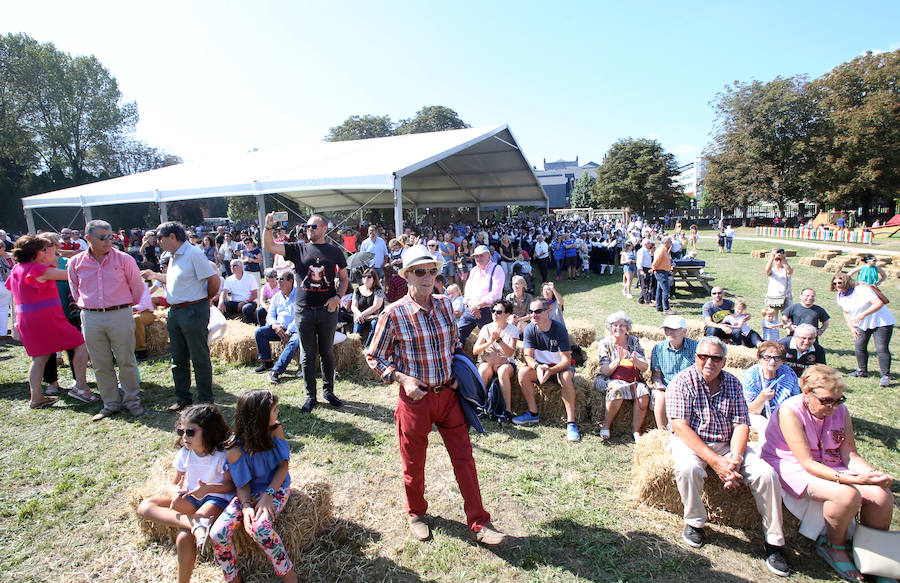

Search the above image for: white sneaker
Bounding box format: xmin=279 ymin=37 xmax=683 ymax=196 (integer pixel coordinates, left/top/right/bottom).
xmin=626 ymin=293 xmax=633 ymax=299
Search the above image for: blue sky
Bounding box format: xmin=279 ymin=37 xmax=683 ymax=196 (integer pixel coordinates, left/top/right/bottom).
xmin=5 ymin=0 xmax=899 ymax=169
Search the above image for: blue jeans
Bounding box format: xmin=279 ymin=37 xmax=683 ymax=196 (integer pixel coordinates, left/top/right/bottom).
xmin=352 ymin=321 xmax=377 ymax=347
xmin=654 ymin=271 xmax=671 ymax=311
xmin=273 ymin=333 xmax=302 ymax=374
xmin=255 ymin=325 xmax=287 ymax=361
xmin=725 ymin=237 xmax=733 ymax=252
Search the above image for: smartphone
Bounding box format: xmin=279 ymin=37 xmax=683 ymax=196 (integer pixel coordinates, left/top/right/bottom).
xmin=272 ymin=211 xmax=288 ymax=223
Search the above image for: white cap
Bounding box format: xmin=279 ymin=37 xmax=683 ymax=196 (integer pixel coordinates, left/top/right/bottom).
xmin=473 ymin=245 xmax=490 ymax=255
xmin=660 ymin=315 xmax=687 ymax=330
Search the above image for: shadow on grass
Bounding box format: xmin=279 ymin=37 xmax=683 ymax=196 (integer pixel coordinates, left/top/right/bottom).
xmin=851 ymin=417 xmax=898 ymax=451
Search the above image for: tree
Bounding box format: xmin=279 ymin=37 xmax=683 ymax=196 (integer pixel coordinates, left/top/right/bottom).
xmin=592 ymin=138 xmax=681 ymax=211
xmin=395 ymin=105 xmax=469 ymax=134
xmin=570 ymin=170 xmax=597 ymax=208
xmin=702 ymin=76 xmax=821 ymax=216
xmin=324 ymin=114 xmax=393 ymax=142
xmin=810 ymin=50 xmax=900 ymax=221
xmin=226 ymin=196 xmax=259 ymax=224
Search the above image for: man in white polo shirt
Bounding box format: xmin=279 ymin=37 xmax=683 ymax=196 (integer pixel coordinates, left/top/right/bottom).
xmin=218 ymin=259 xmax=258 ymax=323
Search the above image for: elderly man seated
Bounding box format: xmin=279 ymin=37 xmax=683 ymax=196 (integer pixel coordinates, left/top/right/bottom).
xmin=513 ymin=297 xmax=580 ymax=442
xmin=649 ymin=315 xmax=698 ymax=430
xmin=252 ymin=272 xmax=299 ymax=381
xmin=666 ymin=336 xmax=791 ymax=577
xmin=218 ymin=259 xmax=258 ymax=323
xmin=779 ymin=323 xmax=826 ymax=376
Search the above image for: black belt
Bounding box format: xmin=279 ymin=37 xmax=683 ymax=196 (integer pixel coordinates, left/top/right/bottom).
xmin=429 ymin=381 xmax=453 ymax=393
xmin=82 ymin=303 xmax=131 ymax=312
xmin=170 ymin=298 xmax=207 ymax=309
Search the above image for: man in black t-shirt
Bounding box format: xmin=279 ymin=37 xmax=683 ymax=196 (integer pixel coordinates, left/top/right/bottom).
xmin=263 ymin=212 xmax=348 ymax=412
xmin=781 ymin=288 xmax=830 ymax=337
xmin=702 ymin=287 xmax=735 ymax=341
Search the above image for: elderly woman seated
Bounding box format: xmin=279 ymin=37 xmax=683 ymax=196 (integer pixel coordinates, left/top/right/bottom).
xmin=594 ymin=311 xmax=650 ymax=441
xmin=506 ymin=275 xmax=533 ymax=333
xmin=740 ymin=340 xmax=800 ymax=436
xmin=472 ymin=299 xmax=518 ymax=424
xmin=761 ymin=365 xmax=895 ymax=583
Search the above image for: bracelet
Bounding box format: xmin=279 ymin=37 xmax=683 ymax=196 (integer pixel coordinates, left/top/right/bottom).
xmin=834 ymin=471 xmax=841 ymax=484
xmin=264 ymin=226 xmax=273 ymax=230
xmin=264 ymin=487 xmax=277 ymax=497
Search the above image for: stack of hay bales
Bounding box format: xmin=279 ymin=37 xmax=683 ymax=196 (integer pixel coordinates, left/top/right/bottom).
xmin=507 ymin=374 xmax=592 ymax=423
xmin=814 ymin=249 xmax=841 ymax=260
xmin=822 ymin=255 xmax=857 ymax=273
xmin=566 ymin=319 xmax=596 ymax=347
xmin=798 ymin=257 xmax=827 ymax=268
xmin=130 ymin=456 xmax=333 ymax=569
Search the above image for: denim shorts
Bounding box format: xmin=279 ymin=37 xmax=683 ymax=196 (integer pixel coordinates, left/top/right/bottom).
xmin=185 ymin=494 xmax=231 ymax=510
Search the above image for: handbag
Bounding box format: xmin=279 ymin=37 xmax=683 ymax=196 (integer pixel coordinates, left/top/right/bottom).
xmin=852 ymin=524 xmax=900 ymax=577
xmin=765 ymin=294 xmax=787 ymax=310
xmin=865 ymin=283 xmax=890 ymax=305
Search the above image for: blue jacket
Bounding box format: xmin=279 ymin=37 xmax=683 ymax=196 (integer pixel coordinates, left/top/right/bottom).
xmin=452 ymin=352 xmax=486 ymax=434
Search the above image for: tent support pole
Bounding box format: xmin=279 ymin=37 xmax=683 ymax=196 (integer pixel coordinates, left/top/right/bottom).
xmin=255 ymin=192 xmax=271 ymax=269
xmin=24 ymin=207 xmax=36 ymax=234
xmin=83 ymin=206 xmax=93 ymax=224
xmin=359 ymin=208 xmax=363 ymax=225
xmin=159 ymin=201 xmax=169 ymax=224
xmin=476 ymin=205 xmax=481 ymax=222
xmin=393 ymin=177 xmax=403 ymax=236
xmin=414 ymin=207 xmax=418 ymax=225
xmin=545 ymin=199 xmax=550 ymax=216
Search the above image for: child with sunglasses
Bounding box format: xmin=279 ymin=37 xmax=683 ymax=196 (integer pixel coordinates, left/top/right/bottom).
xmin=137 ymin=404 xmax=234 ymax=583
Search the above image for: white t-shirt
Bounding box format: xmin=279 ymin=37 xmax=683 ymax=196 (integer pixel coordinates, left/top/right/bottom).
xmin=224 ymin=272 xmax=257 ymax=302
xmin=477 ymin=322 xmax=520 ymax=363
xmin=767 ymin=265 xmax=792 ymax=297
xmin=173 ymin=447 xmax=232 ymax=502
xmin=837 ymin=285 xmax=896 ymax=331
xmin=723 ymin=314 xmax=751 ymax=335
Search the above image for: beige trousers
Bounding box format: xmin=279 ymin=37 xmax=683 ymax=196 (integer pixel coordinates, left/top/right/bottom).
xmin=133 ymin=309 xmax=157 ymax=352
xmin=671 ymin=435 xmax=785 ymax=546
xmin=81 ymin=307 xmax=140 ymax=410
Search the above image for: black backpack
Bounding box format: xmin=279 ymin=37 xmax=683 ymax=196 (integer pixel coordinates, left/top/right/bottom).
xmin=483 ymin=378 xmax=507 ymax=422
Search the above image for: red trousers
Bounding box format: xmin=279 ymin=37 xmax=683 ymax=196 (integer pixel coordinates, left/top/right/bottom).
xmin=395 ymin=386 xmax=491 ymax=531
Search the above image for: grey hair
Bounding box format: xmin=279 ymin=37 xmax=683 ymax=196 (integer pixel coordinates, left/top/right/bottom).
xmin=661 ymin=235 xmax=672 ymax=245
xmin=264 ymin=268 xmax=278 ymax=279
xmin=794 ymin=323 xmax=817 ymax=337
xmin=698 ymin=336 xmax=728 ymax=358
xmin=85 ymin=219 xmax=112 ymax=236
xmin=511 ymin=275 xmax=526 ymax=286
xmin=605 ymin=311 xmax=633 ymax=331
xmin=230 ymin=259 xmax=243 ymax=267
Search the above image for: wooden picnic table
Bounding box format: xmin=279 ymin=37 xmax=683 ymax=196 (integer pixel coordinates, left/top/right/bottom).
xmin=672 ymin=264 xmax=716 ymax=293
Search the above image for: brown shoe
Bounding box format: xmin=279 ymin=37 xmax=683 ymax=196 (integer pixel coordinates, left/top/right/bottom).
xmin=167 ymin=401 xmax=191 ymax=412
xmin=91 ymin=407 xmax=121 ymax=422
xmin=475 ymin=522 xmax=505 ymax=546
xmin=408 ymin=515 xmax=431 ymax=541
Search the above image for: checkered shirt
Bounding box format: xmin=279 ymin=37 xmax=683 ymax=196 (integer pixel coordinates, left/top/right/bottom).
xmin=650 ymin=337 xmax=698 ymax=386
xmin=665 ymin=365 xmax=749 ymax=443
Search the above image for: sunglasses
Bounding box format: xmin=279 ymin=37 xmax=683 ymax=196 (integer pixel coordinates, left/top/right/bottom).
xmin=808 ymin=393 xmax=847 ymax=407
xmin=711 ymin=291 xmax=724 ymax=295
xmin=94 ymin=234 xmax=114 ymax=241
xmin=411 ymin=267 xmax=439 ymax=277
xmin=305 ymin=224 xmax=319 ymax=230
xmin=761 ymin=354 xmax=784 ymax=362
xmin=176 ymin=428 xmax=197 ymax=437
xmin=492 ymin=309 xmax=507 ymax=315
xmin=695 ymin=353 xmax=724 ymax=363
xmin=529 ymin=307 xmax=547 ymax=314
xmin=276 ymin=277 xmax=291 ymax=281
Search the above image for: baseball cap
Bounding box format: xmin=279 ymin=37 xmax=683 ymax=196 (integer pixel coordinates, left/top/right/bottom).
xmin=660 ymin=315 xmax=687 ymax=330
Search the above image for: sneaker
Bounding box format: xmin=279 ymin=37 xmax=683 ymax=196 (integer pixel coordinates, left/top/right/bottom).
xmin=566 ymin=423 xmax=581 ymax=442
xmin=254 ymin=361 xmax=273 ymax=374
xmin=764 ymin=543 xmax=790 ymax=577
xmin=126 ymin=403 xmax=145 ymax=417
xmin=474 ymin=522 xmax=506 ymax=546
xmin=879 ymin=375 xmax=891 ymax=387
xmin=268 ymin=370 xmax=281 ymax=384
xmin=664 ymin=309 xmax=677 ymax=315
xmin=323 ymin=391 xmax=343 ymax=407
xmin=848 ymin=370 xmax=868 ymax=378
xmin=408 ymin=515 xmax=431 ymax=541
xmin=300 ymin=397 xmax=317 ymax=413
xmin=626 ymin=293 xmax=633 ymax=299
xmin=682 ymin=524 xmax=704 ymax=548
xmin=511 ymin=411 xmax=540 ymax=426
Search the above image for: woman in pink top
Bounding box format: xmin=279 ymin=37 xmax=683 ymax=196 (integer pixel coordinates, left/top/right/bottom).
xmin=5 ymin=235 xmax=90 ymax=409
xmin=761 ymin=365 xmax=894 ymax=582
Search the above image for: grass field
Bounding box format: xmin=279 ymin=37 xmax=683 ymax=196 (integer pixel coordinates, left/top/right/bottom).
xmin=1 ymin=236 xmax=898 ymax=583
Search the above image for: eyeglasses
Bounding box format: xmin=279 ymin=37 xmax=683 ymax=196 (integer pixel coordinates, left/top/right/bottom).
xmin=94 ymin=234 xmax=114 ymax=241
xmin=276 ymin=277 xmax=291 ymax=281
xmin=305 ymin=224 xmax=319 ymax=230
xmin=176 ymin=428 xmax=197 ymax=437
xmin=711 ymin=291 xmax=723 ymax=295
xmin=529 ymin=307 xmax=547 ymax=315
xmin=362 ymin=274 xmax=374 ymax=279
xmin=695 ymin=353 xmax=725 ymax=363
xmin=411 ymin=267 xmax=439 ymax=277
xmin=808 ymin=393 xmax=847 ymax=407
xmin=492 ymin=309 xmax=507 ymax=315
xmin=761 ymin=354 xmax=784 ymax=362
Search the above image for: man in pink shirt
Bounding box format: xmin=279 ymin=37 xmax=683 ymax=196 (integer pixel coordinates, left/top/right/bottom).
xmin=68 ymin=219 xmax=146 ymax=421
xmin=458 ymin=245 xmax=506 ymax=341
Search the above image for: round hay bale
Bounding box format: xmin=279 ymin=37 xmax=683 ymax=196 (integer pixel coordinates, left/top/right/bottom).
xmin=815 ymin=249 xmax=842 ymax=259
xmin=210 ymin=320 xmax=259 ymax=364
xmin=567 ymin=319 xmax=596 ymax=347
xmin=798 ymin=257 xmax=827 ymax=268
xmin=130 ymin=456 xmax=333 ymax=571
xmin=508 ymin=369 xmax=591 ymax=423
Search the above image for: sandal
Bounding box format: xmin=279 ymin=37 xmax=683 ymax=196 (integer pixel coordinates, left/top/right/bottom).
xmin=30 ymin=396 xmax=58 ymax=409
xmin=815 ymin=535 xmax=862 ymax=582
xmin=45 ymin=382 xmax=60 ymax=396
xmin=68 ymin=385 xmax=99 ymax=403
xmin=192 ymin=517 xmax=211 ymax=551
xmin=598 ymin=428 xmax=611 ymax=440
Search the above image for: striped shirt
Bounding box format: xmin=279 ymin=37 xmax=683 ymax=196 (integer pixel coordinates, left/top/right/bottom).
xmin=740 ymin=364 xmax=800 ymax=417
xmin=650 ymin=337 xmax=698 ymax=386
xmin=666 ymin=366 xmax=749 ymax=443
xmin=366 ymin=293 xmax=459 ymax=387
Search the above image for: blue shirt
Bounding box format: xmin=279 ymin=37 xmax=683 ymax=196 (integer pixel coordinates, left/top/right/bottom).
xmin=266 ymin=287 xmax=297 ymax=333
xmin=741 ymin=363 xmax=800 ymax=417
xmin=650 ymin=337 xmax=698 ymax=386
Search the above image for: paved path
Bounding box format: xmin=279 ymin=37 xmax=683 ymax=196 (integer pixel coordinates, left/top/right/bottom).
xmin=702 ymin=235 xmax=899 ymax=256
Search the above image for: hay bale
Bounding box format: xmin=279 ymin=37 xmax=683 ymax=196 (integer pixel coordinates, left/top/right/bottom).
xmin=798 ymin=257 xmax=827 ymax=268
xmin=893 ymin=256 xmax=900 ymax=266
xmin=508 ymin=371 xmax=591 ymax=423
xmin=884 ymin=266 xmax=900 ymax=279
xmin=145 ymin=309 xmax=171 ymax=356
xmin=685 ymin=320 xmax=706 ymax=339
xmin=783 ymin=250 xmax=797 ymax=257
xmin=589 ymin=389 xmax=656 ymax=436
xmin=822 ymin=261 xmax=847 ymax=273
xmin=630 ymin=324 xmax=665 ymax=342
xmin=725 ymin=344 xmax=757 ymax=370
xmin=750 ymin=250 xmax=769 ymax=258
xmin=567 ymin=319 xmax=596 ymax=347
xmin=583 ymin=340 xmax=601 ymax=380
xmin=463 ymin=329 xmax=478 ymax=360
xmin=815 ymin=249 xmax=842 ymax=259
xmin=876 ymin=257 xmax=891 ymax=267
xmin=130 ymin=455 xmax=332 ymax=571
xmin=209 ymin=320 xmax=259 ymax=364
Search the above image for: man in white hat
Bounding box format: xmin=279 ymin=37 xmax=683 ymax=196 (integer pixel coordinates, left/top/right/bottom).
xmin=458 ymin=244 xmax=505 ymax=341
xmin=366 ymin=245 xmax=505 ymax=545
xmin=649 ymin=315 xmax=698 ymax=429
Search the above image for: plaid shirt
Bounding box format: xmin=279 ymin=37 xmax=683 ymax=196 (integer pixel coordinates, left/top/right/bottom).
xmin=650 ymin=337 xmax=698 ymax=386
xmin=665 ymin=365 xmax=749 ymax=443
xmin=366 ymin=293 xmax=459 ymax=387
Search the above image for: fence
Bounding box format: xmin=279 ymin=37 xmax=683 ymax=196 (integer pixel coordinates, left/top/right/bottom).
xmin=754 ymin=227 xmax=871 ymax=244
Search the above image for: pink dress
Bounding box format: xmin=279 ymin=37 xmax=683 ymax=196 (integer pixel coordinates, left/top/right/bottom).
xmin=761 ymin=394 xmax=849 ymax=498
xmin=5 ymin=262 xmax=84 ymax=356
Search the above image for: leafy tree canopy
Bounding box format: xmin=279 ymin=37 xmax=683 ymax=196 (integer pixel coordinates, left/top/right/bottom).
xmin=592 ymin=138 xmax=681 ymax=211
xmin=324 ymin=114 xmax=394 ymax=142
xmin=570 ymin=170 xmax=597 ymax=209
xmin=325 ymin=106 xmax=468 ymax=141
xmin=396 ymin=105 xmax=470 ymax=134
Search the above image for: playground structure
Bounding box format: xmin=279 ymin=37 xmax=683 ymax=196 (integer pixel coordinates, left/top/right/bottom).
xmin=865 ymin=214 xmax=900 ymax=238
xmin=811 ymin=210 xmax=856 ymax=229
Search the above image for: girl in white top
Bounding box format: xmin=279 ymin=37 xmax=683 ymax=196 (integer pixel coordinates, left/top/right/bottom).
xmin=832 ymin=273 xmax=896 ymax=386
xmin=137 ymin=404 xmax=234 ymax=582
xmin=473 ymin=299 xmax=519 ymax=422
xmin=765 ymin=248 xmax=793 ymax=309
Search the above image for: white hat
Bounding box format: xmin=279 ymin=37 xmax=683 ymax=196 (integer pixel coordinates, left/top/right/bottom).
xmin=660 ymin=315 xmax=687 ymax=330
xmin=399 ymin=244 xmax=440 ymax=278
xmin=473 ymin=245 xmax=490 ymax=255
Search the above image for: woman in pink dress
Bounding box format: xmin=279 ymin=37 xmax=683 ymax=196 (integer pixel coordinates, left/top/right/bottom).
xmin=761 ymin=365 xmax=894 ymax=582
xmin=5 ymin=235 xmax=90 ymax=409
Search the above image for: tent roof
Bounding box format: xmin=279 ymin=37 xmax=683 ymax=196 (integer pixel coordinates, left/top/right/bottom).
xmin=22 ymin=125 xmax=547 ymax=212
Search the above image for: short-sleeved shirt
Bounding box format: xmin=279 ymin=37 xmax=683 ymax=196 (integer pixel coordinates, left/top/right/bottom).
xmin=476 ymin=322 xmax=520 ymax=363
xmin=223 ymin=273 xmax=257 ymax=303
xmin=283 ymin=242 xmax=347 ymax=308
xmin=783 ymin=303 xmax=829 ymax=328
xmin=702 ymin=299 xmax=734 ymax=324
xmin=173 ymin=447 xmax=232 ymax=502
xmin=651 ymin=337 xmax=698 ymax=386
xmin=166 ymin=241 xmax=217 ymax=304
xmin=666 ymin=366 xmax=750 ymax=443
xmin=741 ymin=363 xmax=800 ymax=417
xmin=523 ymin=320 xmax=570 ymax=366
xmin=241 ymin=247 xmax=262 ymax=273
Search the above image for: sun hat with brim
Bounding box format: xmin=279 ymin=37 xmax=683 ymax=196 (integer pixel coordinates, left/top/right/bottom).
xmin=473 ymin=245 xmax=490 ymax=256
xmin=399 ymin=244 xmax=440 ymax=278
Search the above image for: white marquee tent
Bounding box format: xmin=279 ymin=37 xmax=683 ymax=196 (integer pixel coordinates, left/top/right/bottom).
xmin=21 ymin=124 xmax=547 ymax=237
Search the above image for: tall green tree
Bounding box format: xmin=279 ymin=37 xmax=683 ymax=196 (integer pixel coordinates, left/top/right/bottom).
xmin=570 ymin=170 xmax=597 ymax=208
xmin=592 ymin=138 xmax=681 ymax=211
xmin=395 ymin=105 xmax=469 ymax=134
xmin=702 ymin=76 xmax=821 ymax=216
xmin=324 ymin=114 xmax=394 ymax=141
xmin=810 ymin=50 xmax=900 ymax=221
